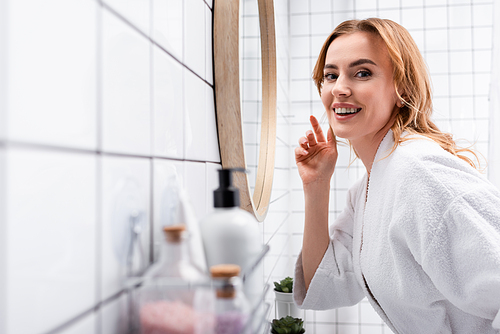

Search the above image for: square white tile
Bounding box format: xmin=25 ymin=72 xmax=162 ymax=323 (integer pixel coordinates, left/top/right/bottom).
xmin=430 ymin=74 xmax=450 ymax=97
xmin=6 ymin=148 xmax=96 ymax=334
xmin=152 ymin=0 xmax=183 ymax=60
xmin=183 ymin=69 xmax=207 ymax=161
xmin=183 ymin=161 xmax=208 ymax=272
xmin=6 ymin=0 xmax=97 ymax=150
xmin=333 ymin=0 xmax=355 ymax=11
xmin=425 ymin=6 xmax=448 ymax=29
xmin=242 ymin=0 xmax=259 ymax=16
xmin=473 ymin=50 xmax=492 ymax=72
xmin=450 ymin=97 xmax=473 ymax=120
xmin=310 ymin=0 xmax=331 ymax=13
xmin=290 ymin=14 xmax=309 ymax=36
xmin=315 ymin=308 xmax=337 ymax=323
xmin=356 ymin=0 xmax=377 ymax=11
xmin=152 ymin=158 xmax=184 ymax=262
xmin=311 ymin=13 xmax=334 ymax=36
xmin=472 ymin=27 xmax=492 ymax=50
xmin=360 ymin=324 xmax=384 ymax=334
xmin=448 ymin=4 xmax=472 ymax=28
xmin=449 ymin=51 xmax=473 ymax=74
xmin=183 ymin=161 xmax=207 ymax=221
xmin=103 ymin=0 xmax=150 ymax=36
xmin=291 ymin=80 xmax=313 ymax=102
xmin=425 ymin=29 xmax=448 ymax=52
xmin=377 ymin=9 xmax=400 ymax=25
xmin=101 ymin=8 xmax=151 ymax=156
xmin=449 ymin=73 xmax=473 ymax=97
xmin=290 ymin=58 xmax=311 ymax=80
xmin=401 ymin=8 xmax=424 ymax=30
xmin=290 ymin=36 xmax=310 ymax=58
xmin=401 ymin=0 xmax=423 ymax=6
xmin=424 ymin=52 xmax=448 ymax=75
xmin=100 ymin=155 xmax=150 ymax=301
xmin=432 ymin=97 xmax=450 ymax=120
xmin=376 ymin=0 xmax=400 ymax=9
xmin=449 ymin=27 xmax=472 ymax=51
xmin=474 ymin=73 xmax=490 ymax=97
xmin=152 ymin=46 xmax=184 ymax=159
xmin=338 ymin=304 xmax=360 ymax=324
xmin=289 ymin=0 xmax=309 ymax=15
xmin=472 ymin=4 xmax=493 ymax=27
xmin=334 ymin=11 xmax=356 ymax=27
xmin=183 ymin=0 xmax=206 ymax=78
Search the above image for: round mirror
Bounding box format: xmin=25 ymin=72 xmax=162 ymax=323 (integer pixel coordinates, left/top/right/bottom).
xmin=213 ymin=0 xmax=277 ymax=222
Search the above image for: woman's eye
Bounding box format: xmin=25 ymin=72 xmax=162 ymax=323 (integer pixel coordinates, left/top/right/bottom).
xmin=356 ymin=70 xmax=371 ymax=78
xmin=324 ymin=73 xmax=338 ymax=81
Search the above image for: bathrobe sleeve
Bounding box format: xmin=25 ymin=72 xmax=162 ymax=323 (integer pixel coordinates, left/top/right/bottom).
xmin=421 ymin=185 xmax=500 ymax=330
xmin=293 ymin=181 xmax=365 ymax=310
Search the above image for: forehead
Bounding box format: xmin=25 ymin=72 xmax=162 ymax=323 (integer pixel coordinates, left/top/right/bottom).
xmin=325 ymin=31 xmax=391 ymax=67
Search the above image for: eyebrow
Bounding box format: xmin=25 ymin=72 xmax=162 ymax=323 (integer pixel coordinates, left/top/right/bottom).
xmin=324 ymin=58 xmax=377 ymax=70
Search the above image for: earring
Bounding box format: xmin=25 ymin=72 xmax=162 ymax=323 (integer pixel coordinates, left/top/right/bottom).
xmin=397 ymin=99 xmax=404 ymax=108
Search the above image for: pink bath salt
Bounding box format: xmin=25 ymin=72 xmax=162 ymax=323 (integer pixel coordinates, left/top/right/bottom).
xmin=140 ymin=300 xmax=196 ymax=334
xmin=215 ymin=311 xmax=248 ymax=334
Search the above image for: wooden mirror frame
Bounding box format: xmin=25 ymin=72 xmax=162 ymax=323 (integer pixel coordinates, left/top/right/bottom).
xmin=213 ymin=0 xmax=277 ymax=222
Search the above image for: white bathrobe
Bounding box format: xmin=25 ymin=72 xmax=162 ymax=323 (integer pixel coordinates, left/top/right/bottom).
xmin=294 ymin=130 xmax=500 ymax=333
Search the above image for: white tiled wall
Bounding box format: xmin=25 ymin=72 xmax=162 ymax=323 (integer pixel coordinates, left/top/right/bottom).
xmin=289 ymin=0 xmax=494 ymax=333
xmin=0 ymin=0 xmax=221 ymax=333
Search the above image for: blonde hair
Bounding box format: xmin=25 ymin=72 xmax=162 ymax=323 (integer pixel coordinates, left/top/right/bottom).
xmin=313 ymin=18 xmax=480 ymax=169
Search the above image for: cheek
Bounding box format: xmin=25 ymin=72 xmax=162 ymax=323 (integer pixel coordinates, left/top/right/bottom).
xmin=321 ymin=89 xmax=331 ymax=107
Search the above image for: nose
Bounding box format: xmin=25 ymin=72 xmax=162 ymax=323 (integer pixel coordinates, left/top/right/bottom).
xmin=331 ymin=75 xmax=351 ymax=97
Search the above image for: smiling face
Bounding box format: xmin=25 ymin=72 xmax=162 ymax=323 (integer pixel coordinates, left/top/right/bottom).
xmin=321 ymin=31 xmax=400 ymax=145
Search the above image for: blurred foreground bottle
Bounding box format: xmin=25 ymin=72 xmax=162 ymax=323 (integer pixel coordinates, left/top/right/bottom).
xmin=137 ymin=225 xmax=214 ymax=334
xmin=211 ymin=264 xmax=251 ymax=334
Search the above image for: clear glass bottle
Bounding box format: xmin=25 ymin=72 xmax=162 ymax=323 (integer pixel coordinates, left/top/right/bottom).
xmin=210 ymin=264 xmax=250 ymax=334
xmin=137 ymin=225 xmax=214 ymax=334
xmin=146 ymin=224 xmax=207 ymax=281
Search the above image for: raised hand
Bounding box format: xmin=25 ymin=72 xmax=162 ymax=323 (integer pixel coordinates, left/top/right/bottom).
xmin=295 ymin=115 xmax=338 ymax=186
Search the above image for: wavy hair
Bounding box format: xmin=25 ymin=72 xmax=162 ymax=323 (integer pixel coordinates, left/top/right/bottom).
xmin=313 ymin=18 xmax=480 ymax=169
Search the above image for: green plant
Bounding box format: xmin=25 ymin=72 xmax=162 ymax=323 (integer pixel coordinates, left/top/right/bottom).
xmin=270 ymin=316 xmax=305 ymax=334
xmin=274 ymin=276 xmax=293 ymax=293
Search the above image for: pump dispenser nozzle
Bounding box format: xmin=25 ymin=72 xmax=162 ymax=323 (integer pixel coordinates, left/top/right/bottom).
xmin=214 ymin=168 xmax=246 ymax=208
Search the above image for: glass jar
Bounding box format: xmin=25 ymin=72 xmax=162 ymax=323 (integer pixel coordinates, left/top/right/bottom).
xmin=210 ymin=264 xmax=250 ymax=334
xmin=136 ymin=225 xmax=214 ymax=334
xmin=146 ymin=224 xmax=206 ymax=281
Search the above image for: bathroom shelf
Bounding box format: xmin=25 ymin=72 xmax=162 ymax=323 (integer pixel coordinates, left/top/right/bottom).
xmin=125 ymin=244 xmax=271 ymax=333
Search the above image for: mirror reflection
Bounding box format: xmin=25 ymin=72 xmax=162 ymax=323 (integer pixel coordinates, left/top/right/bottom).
xmin=240 ymin=0 xmax=262 ymax=195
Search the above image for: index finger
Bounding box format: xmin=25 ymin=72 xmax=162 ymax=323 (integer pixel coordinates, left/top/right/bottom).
xmin=309 ymin=115 xmax=326 ymax=142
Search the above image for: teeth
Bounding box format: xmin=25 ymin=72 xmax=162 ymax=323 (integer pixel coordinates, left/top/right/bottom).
xmin=335 ymin=108 xmax=360 ymax=114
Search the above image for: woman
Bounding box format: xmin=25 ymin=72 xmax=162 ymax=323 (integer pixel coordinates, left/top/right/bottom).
xmin=293 ymin=18 xmax=500 ymax=333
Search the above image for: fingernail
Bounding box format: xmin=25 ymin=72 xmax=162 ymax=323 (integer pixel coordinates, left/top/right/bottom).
xmin=302 ymin=150 xmax=309 ymax=155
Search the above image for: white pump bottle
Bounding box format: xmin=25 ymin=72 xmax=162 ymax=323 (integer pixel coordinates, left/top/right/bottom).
xmin=199 ymin=169 xmax=262 ymax=301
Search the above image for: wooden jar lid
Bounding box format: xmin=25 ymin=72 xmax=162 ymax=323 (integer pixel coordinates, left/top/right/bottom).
xmin=163 ymin=224 xmax=186 ymax=242
xmin=210 ymin=264 xmax=241 ymax=278
xmin=210 ymin=264 xmax=241 ymax=299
